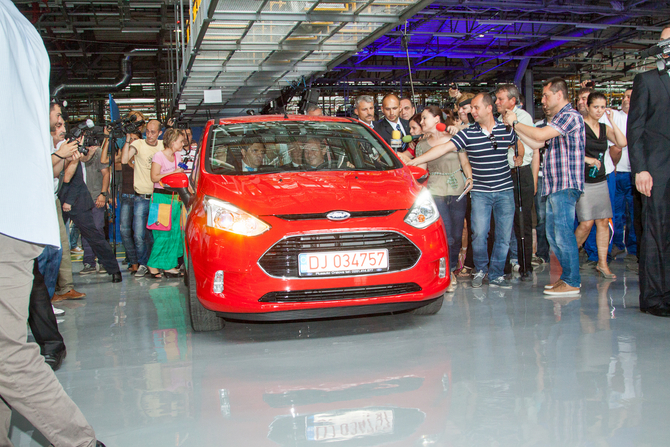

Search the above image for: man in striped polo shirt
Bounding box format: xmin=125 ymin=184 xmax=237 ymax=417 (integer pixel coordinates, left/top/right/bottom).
xmin=410 ymin=93 xmax=518 ymax=288
xmin=504 ymin=78 xmax=585 ymax=296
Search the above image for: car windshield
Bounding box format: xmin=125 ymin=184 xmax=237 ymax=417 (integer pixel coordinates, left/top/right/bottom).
xmin=205 ymin=120 xmax=402 ymax=175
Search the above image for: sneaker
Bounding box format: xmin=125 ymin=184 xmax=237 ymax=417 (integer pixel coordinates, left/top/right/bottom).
xmin=543 ymin=282 xmax=581 ymax=296
xmin=472 ymin=271 xmax=486 ymax=288
xmin=52 ymin=306 xmax=65 ymax=316
xmin=97 ymin=265 xmax=107 ymax=275
xmin=134 ymin=265 xmax=149 ymax=277
xmin=79 ymin=264 xmax=96 ymax=275
xmin=510 ymin=260 xmax=520 ymax=273
xmin=489 ymin=276 xmax=512 ymax=289
xmin=531 ymin=256 xmax=546 ymax=266
xmin=544 ymin=280 xmax=564 ymax=290
xmin=71 ymin=246 xmax=83 ymax=253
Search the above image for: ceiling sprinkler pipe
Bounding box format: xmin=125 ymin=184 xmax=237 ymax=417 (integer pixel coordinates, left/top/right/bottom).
xmin=51 ymin=48 xmax=157 ymax=98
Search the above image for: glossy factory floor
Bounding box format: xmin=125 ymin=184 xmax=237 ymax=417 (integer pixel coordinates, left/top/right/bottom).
xmin=11 ymin=254 xmax=670 ymax=447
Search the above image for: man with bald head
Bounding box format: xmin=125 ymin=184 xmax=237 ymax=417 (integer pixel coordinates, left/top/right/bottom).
xmin=375 ymin=94 xmax=411 ymax=151
xmin=121 ymin=118 xmax=164 ymax=276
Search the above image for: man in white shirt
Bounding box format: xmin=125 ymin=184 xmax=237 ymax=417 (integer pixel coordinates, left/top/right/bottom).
xmin=0 ymin=0 xmax=104 ymax=445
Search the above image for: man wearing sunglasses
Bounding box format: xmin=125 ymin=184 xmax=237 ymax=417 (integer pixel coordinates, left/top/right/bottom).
xmin=409 ymin=93 xmax=518 ymax=289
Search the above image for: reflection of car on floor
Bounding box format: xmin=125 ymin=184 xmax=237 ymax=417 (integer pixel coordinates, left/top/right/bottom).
xmin=163 ymin=115 xmax=450 ymax=331
xmin=195 ymin=328 xmax=452 ymax=446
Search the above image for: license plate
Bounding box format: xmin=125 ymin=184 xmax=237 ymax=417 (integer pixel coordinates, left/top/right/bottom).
xmin=306 ymin=409 xmax=394 ymax=441
xmin=298 ymin=249 xmax=389 ymax=276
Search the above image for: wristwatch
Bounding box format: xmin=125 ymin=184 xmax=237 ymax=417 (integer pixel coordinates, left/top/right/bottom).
xmin=512 ymin=120 xmax=519 ymax=128
xmin=100 ymin=192 xmax=107 ymax=197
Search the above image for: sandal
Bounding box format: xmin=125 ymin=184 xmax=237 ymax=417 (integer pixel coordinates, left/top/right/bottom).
xmin=148 ymin=270 xmax=163 ymax=279
xmin=163 ymin=270 xmax=183 ymax=278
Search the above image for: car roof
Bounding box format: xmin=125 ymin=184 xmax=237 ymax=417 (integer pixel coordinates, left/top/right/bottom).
xmin=210 ymin=115 xmax=360 ymax=126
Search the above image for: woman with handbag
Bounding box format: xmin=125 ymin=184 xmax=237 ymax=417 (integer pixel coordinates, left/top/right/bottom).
xmin=147 ymin=129 xmax=186 ymax=278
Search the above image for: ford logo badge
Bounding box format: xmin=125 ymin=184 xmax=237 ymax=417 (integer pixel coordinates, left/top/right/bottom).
xmin=327 ymin=211 xmax=351 ymax=221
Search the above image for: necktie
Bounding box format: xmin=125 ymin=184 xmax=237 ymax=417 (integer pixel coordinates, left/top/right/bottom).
xmin=396 ymin=123 xmax=402 ymax=132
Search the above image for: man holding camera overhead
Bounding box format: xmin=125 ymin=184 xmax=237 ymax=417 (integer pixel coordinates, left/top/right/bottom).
xmin=121 ymin=118 xmax=164 ymax=277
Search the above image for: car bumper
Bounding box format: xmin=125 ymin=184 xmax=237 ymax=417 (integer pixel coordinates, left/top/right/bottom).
xmin=186 ymin=212 xmax=449 ymax=318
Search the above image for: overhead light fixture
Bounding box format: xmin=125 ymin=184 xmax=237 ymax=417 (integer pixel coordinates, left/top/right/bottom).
xmin=209 ymin=23 xmax=248 ymax=29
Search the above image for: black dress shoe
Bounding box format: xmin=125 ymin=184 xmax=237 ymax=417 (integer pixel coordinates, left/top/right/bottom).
xmin=44 ymin=349 xmax=66 ymax=371
xmin=111 ymin=272 xmax=122 ymax=283
xmin=641 ymin=307 xmax=670 ymax=317
xmin=519 ymin=271 xmax=532 ymax=282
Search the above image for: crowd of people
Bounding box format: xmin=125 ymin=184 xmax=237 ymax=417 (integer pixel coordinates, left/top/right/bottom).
xmin=350 ymin=76 xmax=643 ymax=297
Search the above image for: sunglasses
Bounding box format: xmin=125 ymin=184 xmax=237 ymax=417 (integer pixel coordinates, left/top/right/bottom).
xmin=487 ymin=132 xmax=498 ymax=150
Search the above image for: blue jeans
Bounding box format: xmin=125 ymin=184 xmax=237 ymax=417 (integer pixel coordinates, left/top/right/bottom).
xmin=37 ymin=246 xmax=62 ymax=299
xmin=120 ymin=194 xmax=138 ymax=265
xmin=534 ymin=179 xmax=550 ymax=262
xmin=584 ymin=173 xmax=615 ymax=261
xmin=613 ymin=171 xmax=636 ymax=255
xmin=434 ymin=195 xmax=467 ymax=271
xmin=545 ymin=188 xmax=581 ymax=287
xmin=470 ymin=190 xmax=515 ymax=279
xmin=134 ymin=195 xmax=154 ymax=266
xmin=68 ymin=222 xmax=80 ymax=249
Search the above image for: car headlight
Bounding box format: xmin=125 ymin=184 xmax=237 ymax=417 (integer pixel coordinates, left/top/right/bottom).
xmin=204 ymin=197 xmax=270 ymax=236
xmin=404 ymin=188 xmax=440 ymax=229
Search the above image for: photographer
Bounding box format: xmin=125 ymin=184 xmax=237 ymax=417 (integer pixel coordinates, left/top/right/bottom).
xmin=79 ymin=141 xmax=111 ymax=275
xmin=121 ymin=118 xmax=164 ymax=277
xmin=59 ymin=136 xmax=121 ymax=283
xmin=49 ymin=102 xmax=86 ymax=301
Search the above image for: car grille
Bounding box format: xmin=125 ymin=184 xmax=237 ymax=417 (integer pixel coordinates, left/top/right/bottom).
xmin=259 ymin=282 xmax=422 ymax=303
xmin=274 ymin=210 xmax=396 ymax=221
xmin=258 ymin=231 xmax=421 ymax=278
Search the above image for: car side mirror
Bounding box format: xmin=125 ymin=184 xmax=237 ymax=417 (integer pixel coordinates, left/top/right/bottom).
xmin=408 ymin=166 xmax=429 ymax=185
xmin=162 ymin=172 xmax=193 ymax=206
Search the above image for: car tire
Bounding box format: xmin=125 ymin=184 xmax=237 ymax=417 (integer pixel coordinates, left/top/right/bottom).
xmin=187 ymin=260 xmax=225 ymax=331
xmin=411 ymin=296 xmax=444 ymax=315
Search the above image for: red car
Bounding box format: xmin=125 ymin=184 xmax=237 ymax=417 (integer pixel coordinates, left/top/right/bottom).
xmin=164 ymin=115 xmax=450 ymax=331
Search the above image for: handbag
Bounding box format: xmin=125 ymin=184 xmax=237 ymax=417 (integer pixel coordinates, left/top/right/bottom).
xmin=147 ymin=154 xmax=176 ymax=231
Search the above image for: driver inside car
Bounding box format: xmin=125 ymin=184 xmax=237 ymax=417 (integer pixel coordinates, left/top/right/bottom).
xmin=302 ymin=138 xmax=328 ymax=168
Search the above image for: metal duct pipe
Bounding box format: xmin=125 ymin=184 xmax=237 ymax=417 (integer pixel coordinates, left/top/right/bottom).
xmin=51 ymin=48 xmax=157 ymax=98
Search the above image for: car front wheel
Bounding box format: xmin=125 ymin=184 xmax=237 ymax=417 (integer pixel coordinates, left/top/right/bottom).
xmin=187 ymin=259 xmax=225 ymax=331
xmin=411 ymin=296 xmax=444 ymax=315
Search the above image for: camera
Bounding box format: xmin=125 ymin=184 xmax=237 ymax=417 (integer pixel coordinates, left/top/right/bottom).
xmin=109 ymin=114 xmax=145 ymax=138
xmin=65 ymin=119 xmax=107 ymax=156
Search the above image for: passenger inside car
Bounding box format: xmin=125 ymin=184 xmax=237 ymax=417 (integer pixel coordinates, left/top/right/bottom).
xmin=240 ymin=141 xmax=266 ymax=172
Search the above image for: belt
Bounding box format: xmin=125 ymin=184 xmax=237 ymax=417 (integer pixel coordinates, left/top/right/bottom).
xmin=153 ymin=188 xmax=172 ymax=195
xmin=135 ymin=193 xmax=152 ymax=199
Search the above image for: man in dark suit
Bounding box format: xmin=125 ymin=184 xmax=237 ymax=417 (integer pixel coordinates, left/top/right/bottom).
xmin=374 ymin=94 xmax=411 ymax=152
xmin=628 ymin=26 xmax=670 ymax=316
xmin=59 ymin=144 xmax=122 ymax=282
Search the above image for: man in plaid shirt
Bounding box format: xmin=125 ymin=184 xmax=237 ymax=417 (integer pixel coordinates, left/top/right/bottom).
xmin=503 ymin=78 xmax=585 ymax=296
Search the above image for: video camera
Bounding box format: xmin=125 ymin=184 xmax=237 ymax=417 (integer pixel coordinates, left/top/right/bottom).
xmin=640 ymin=37 xmax=670 ymax=72
xmin=65 ymin=119 xmax=107 ymax=156
xmin=109 ymin=114 xmax=145 ymax=138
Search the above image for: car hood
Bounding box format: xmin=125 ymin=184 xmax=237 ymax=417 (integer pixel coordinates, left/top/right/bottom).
xmin=201 ymin=168 xmax=421 ymax=216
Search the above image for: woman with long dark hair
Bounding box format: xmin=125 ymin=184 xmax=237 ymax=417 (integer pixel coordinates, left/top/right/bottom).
xmin=574 ymin=92 xmax=627 ymax=279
